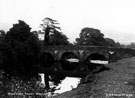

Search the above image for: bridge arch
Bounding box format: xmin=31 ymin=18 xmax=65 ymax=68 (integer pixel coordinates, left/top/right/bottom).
xmin=40 ymin=52 xmax=55 ymax=68
xmin=86 ymin=53 xmax=108 ymax=63
xmin=85 ymin=53 xmax=108 ymax=70
xmin=60 ymin=52 xmax=79 ymax=71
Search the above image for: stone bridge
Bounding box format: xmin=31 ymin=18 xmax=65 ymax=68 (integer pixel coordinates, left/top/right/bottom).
xmin=39 ymin=45 xmax=135 ymax=77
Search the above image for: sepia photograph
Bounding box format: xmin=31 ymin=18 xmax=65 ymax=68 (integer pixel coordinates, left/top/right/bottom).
xmin=0 ymin=0 xmax=135 ymax=97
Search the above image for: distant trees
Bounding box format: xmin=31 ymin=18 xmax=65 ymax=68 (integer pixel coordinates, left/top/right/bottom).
xmin=120 ymin=42 xmax=135 ymax=49
xmin=75 ymin=27 xmax=107 ymax=46
xmin=75 ymin=27 xmax=119 ymax=47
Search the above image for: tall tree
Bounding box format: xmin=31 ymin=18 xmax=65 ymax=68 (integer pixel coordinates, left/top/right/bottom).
xmin=40 ymin=17 xmax=70 ymax=90
xmin=4 ymin=20 xmax=40 ymax=79
xmin=40 ymin=17 xmax=61 ymax=45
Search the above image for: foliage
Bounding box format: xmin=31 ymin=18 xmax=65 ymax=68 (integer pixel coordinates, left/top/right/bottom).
xmin=0 ymin=70 xmax=53 ymax=98
xmin=115 ymin=42 xmax=121 ymax=47
xmin=40 ymin=17 xmax=71 ymax=91
xmin=119 ymin=42 xmax=135 ymax=49
xmin=4 ymin=20 xmax=40 ymax=79
xmin=40 ymin=17 xmax=71 ymax=46
xmin=75 ymin=27 xmax=107 ymax=46
xmin=105 ymin=38 xmax=116 ymax=47
xmin=40 ymin=17 xmax=61 ymax=45
xmin=49 ymin=30 xmax=70 ymax=45
xmin=0 ymin=30 xmax=10 ymax=69
xmin=75 ymin=27 xmax=120 ymax=47
xmin=125 ymin=42 xmax=135 ymax=49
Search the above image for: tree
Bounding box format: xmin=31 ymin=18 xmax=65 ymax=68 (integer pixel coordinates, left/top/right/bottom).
xmin=4 ymin=20 xmax=40 ymax=79
xmin=0 ymin=30 xmax=6 ymax=46
xmin=40 ymin=17 xmax=70 ymax=90
xmin=6 ymin=20 xmax=31 ymax=42
xmin=105 ymin=38 xmax=116 ymax=47
xmin=49 ymin=30 xmax=70 ymax=45
xmin=40 ymin=17 xmax=71 ymax=45
xmin=40 ymin=17 xmax=61 ymax=45
xmin=119 ymin=42 xmax=135 ymax=49
xmin=0 ymin=30 xmax=6 ymax=37
xmin=75 ymin=27 xmax=107 ymax=46
xmin=0 ymin=30 xmax=9 ymax=69
xmin=40 ymin=17 xmax=60 ymax=90
xmin=127 ymin=42 xmax=135 ymax=49
xmin=115 ymin=42 xmax=121 ymax=47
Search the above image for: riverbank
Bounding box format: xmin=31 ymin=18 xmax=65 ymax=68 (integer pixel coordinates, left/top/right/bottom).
xmin=54 ymin=58 xmax=135 ymax=98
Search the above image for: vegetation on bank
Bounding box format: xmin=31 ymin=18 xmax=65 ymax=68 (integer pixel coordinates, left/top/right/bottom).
xmin=0 ymin=70 xmax=53 ymax=98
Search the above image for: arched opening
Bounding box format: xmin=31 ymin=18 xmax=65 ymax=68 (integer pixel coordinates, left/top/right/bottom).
xmin=86 ymin=53 xmax=109 ymax=71
xmin=86 ymin=53 xmax=108 ymax=63
xmin=40 ymin=52 xmax=55 ymax=68
xmin=61 ymin=52 xmax=79 ymax=71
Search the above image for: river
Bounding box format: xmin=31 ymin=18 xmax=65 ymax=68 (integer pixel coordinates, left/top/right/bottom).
xmin=38 ymin=59 xmax=109 ymax=94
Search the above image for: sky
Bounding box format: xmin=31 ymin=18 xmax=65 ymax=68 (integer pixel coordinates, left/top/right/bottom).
xmin=1 ymin=0 xmax=135 ymax=44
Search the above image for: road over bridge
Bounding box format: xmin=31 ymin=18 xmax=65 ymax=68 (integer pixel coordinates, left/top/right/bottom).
xmin=39 ymin=45 xmax=135 ymax=77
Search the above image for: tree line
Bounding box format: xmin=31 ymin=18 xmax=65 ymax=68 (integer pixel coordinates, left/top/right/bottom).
xmin=0 ymin=17 xmax=133 ymax=90
xmin=0 ymin=17 xmax=131 ymax=77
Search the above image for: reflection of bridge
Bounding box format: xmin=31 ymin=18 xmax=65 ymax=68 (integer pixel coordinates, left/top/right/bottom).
xmin=39 ymin=45 xmax=135 ymax=77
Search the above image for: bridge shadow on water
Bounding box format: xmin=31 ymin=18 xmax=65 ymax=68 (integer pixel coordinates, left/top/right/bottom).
xmin=39 ymin=51 xmax=110 ymax=77
xmin=40 ymin=61 xmax=110 ymax=78
xmin=63 ymin=63 xmax=109 ymax=94
xmin=39 ymin=60 xmax=110 ymax=94
xmin=39 ymin=52 xmax=111 ymax=94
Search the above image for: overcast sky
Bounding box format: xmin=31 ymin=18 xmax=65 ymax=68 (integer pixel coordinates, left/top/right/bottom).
xmin=1 ymin=0 xmax=135 ymax=44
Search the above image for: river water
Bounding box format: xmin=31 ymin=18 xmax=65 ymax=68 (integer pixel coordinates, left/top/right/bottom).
xmin=38 ymin=60 xmax=109 ymax=94
xmin=53 ymin=77 xmax=81 ymax=94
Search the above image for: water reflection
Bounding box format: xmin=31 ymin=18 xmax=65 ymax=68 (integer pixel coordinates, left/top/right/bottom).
xmin=37 ymin=73 xmax=81 ymax=94
xmin=54 ymin=77 xmax=81 ymax=94
xmin=39 ymin=59 xmax=109 ymax=94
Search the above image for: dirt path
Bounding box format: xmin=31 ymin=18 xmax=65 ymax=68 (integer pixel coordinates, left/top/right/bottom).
xmin=54 ymin=58 xmax=135 ymax=98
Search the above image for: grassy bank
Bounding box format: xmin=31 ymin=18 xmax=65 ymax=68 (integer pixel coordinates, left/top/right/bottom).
xmin=54 ymin=58 xmax=135 ymax=98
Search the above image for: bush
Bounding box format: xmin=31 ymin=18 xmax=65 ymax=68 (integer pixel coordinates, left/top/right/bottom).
xmin=0 ymin=70 xmax=54 ymax=98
